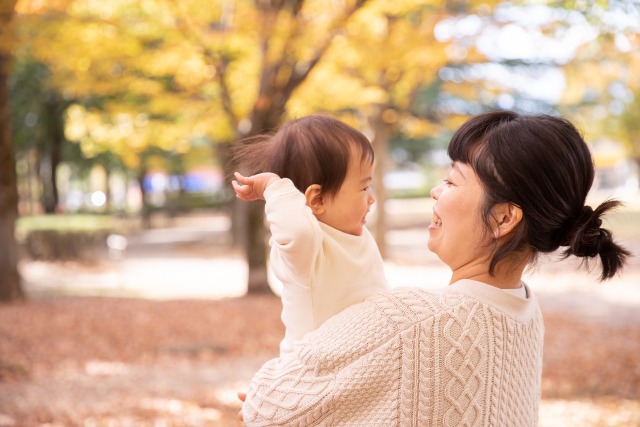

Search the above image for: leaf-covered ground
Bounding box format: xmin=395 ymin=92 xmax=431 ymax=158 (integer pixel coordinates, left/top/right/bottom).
xmin=1 ymin=292 xmax=639 ymax=427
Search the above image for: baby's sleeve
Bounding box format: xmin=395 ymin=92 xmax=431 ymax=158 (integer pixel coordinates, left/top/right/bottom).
xmin=263 ymin=178 xmax=323 ymax=354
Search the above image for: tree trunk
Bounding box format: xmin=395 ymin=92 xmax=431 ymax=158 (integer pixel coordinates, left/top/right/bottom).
xmin=0 ymin=32 xmax=24 ymax=301
xmin=216 ymin=142 xmax=245 ymax=248
xmin=239 ymin=105 xmax=284 ymax=294
xmin=369 ymin=110 xmax=392 ymax=259
xmin=137 ymin=168 xmax=151 ymax=229
xmin=104 ymin=166 xmax=112 ymax=212
xmin=246 ymin=201 xmax=270 ymax=293
xmin=40 ymin=94 xmax=65 ymax=213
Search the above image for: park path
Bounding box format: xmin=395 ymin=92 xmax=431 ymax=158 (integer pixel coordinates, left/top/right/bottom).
xmin=19 ymin=199 xmax=640 ymax=323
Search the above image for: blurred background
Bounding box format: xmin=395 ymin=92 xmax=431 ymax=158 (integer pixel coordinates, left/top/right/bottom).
xmin=0 ymin=0 xmax=639 ymax=426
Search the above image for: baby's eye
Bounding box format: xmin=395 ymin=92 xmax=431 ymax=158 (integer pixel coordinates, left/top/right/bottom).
xmin=443 ymin=179 xmax=453 ymax=186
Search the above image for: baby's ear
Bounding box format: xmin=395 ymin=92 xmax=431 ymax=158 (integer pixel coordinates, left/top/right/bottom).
xmin=304 ymin=184 xmax=324 ymax=215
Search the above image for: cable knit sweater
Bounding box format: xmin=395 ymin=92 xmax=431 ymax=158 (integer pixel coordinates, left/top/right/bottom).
xmin=243 ymin=280 xmax=544 ymax=426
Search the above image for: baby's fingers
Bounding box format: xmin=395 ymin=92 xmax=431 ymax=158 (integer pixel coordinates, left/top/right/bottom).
xmin=233 ymin=172 xmax=253 ymax=185
xmin=232 ymin=180 xmax=254 ymax=200
xmin=237 ymin=391 xmax=247 ymax=421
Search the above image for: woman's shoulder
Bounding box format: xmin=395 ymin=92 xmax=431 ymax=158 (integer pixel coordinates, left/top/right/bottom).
xmin=367 ymin=287 xmax=442 ymax=311
xmin=366 ymin=283 xmax=539 ymax=326
xmin=361 ymin=287 xmax=447 ymax=329
xmin=365 ymin=286 xmax=438 ymax=298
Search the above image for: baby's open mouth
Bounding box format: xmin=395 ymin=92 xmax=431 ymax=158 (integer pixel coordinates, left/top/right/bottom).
xmin=432 ymin=213 xmax=442 ymax=227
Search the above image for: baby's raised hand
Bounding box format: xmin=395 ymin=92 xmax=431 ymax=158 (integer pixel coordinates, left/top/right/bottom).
xmin=232 ymin=172 xmax=280 ymax=201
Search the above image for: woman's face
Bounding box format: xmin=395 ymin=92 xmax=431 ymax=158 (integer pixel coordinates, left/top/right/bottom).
xmin=428 ymin=162 xmax=490 ymax=271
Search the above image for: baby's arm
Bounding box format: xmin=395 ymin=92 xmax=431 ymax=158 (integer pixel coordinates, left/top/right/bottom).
xmin=232 ymin=172 xmax=280 ymax=201
xmin=232 ymin=174 xmax=322 ymax=355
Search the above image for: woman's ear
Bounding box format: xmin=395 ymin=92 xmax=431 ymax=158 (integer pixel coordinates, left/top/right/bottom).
xmin=492 ymin=203 xmax=523 ymax=238
xmin=304 ymin=184 xmax=324 ymax=215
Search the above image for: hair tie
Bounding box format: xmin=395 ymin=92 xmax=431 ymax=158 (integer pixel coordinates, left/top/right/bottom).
xmin=565 ymin=205 xmax=602 ymax=257
xmin=578 ymin=205 xmax=602 ymax=231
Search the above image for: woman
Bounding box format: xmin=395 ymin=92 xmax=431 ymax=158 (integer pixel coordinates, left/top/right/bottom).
xmin=240 ymin=111 xmax=630 ymax=426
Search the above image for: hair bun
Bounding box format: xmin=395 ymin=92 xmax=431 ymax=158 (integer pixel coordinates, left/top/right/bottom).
xmin=567 ymin=206 xmax=603 ymax=257
xmin=562 ymin=200 xmax=630 ymax=280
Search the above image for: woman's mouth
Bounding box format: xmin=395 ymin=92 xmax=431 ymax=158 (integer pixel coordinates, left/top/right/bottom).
xmin=431 ymin=212 xmax=442 ymax=227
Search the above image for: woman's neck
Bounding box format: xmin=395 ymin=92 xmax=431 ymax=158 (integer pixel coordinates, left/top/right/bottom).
xmin=449 ymin=258 xmax=527 ymax=290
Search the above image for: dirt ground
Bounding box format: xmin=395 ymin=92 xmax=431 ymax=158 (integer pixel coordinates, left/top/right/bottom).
xmin=0 ymin=295 xmax=281 ymax=426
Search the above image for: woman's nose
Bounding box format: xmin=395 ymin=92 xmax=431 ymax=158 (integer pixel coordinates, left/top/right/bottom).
xmin=430 ymin=185 xmax=441 ymax=200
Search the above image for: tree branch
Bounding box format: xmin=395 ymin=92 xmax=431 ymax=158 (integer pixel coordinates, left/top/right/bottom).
xmin=280 ymin=0 xmax=369 ymax=99
xmin=165 ymin=0 xmax=240 ymax=131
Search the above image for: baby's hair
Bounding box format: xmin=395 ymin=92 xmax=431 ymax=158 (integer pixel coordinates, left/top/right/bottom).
xmin=229 ymin=114 xmax=374 ymax=198
xmin=449 ymin=110 xmax=630 ymax=281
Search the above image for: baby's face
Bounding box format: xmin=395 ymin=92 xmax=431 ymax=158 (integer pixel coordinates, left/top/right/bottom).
xmin=314 ymin=156 xmax=375 ymax=236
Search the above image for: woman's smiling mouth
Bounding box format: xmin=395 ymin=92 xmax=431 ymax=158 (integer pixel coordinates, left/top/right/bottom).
xmin=431 ymin=212 xmax=442 ymax=227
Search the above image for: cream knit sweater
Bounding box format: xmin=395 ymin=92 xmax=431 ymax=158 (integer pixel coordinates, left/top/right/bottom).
xmin=243 ymin=280 xmax=544 ymax=426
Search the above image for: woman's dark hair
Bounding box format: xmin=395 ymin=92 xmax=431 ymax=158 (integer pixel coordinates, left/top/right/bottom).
xmin=448 ymin=110 xmax=630 ymax=280
xmin=229 ymin=114 xmax=374 ymax=198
